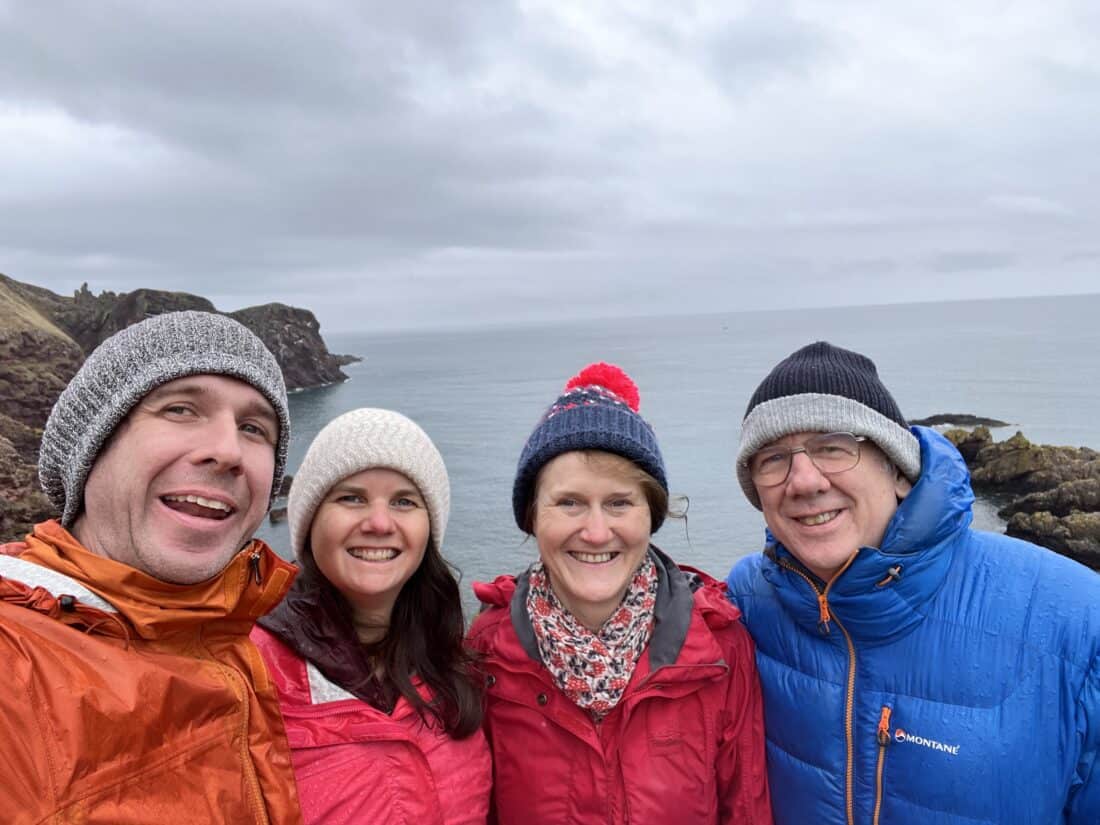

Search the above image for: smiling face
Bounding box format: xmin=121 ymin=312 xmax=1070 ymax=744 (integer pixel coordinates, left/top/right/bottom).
xmin=73 ymin=375 xmax=279 ymax=584
xmin=532 ymin=451 xmax=653 ymax=630
xmin=754 ymin=431 xmax=912 ymax=582
xmin=309 ymin=468 xmax=431 ymax=627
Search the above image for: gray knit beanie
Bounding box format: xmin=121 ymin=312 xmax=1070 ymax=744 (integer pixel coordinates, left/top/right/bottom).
xmin=288 ymin=408 xmax=450 ymax=561
xmin=39 ymin=311 xmax=290 ymax=526
xmin=736 ymin=341 xmax=921 ymax=510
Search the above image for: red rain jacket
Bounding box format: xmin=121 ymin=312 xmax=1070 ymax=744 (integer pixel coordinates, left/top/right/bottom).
xmin=467 ymin=550 xmax=772 ymax=825
xmin=251 ymin=625 xmax=491 ymax=825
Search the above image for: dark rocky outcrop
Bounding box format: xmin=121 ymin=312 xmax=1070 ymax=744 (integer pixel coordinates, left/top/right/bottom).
xmin=229 ymin=304 xmax=347 ymax=390
xmin=1003 ymin=512 xmax=1100 ymax=570
xmin=0 ymin=272 xmax=355 ymax=538
xmin=944 ymin=426 xmax=1100 ymax=570
xmin=910 ymin=413 xmax=1009 ymax=427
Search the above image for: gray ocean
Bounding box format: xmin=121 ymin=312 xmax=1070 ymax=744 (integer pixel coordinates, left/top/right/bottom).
xmin=256 ymin=294 xmax=1100 ymax=612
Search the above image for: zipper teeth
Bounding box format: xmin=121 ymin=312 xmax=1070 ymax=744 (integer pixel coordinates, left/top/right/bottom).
xmin=874 ymin=706 xmax=892 ymax=825
xmin=776 ymin=556 xmax=857 ymax=825
xmin=215 ymin=661 xmax=269 ymax=824
xmin=835 ymin=613 xmax=857 ymax=825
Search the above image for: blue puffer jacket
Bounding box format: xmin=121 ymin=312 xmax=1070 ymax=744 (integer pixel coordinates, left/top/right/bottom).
xmin=727 ymin=426 xmax=1100 ymax=824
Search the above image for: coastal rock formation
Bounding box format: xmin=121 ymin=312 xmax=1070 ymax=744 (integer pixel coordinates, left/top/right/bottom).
xmin=1003 ymin=512 xmax=1100 ymax=570
xmin=0 ymin=277 xmax=84 ymax=429
xmin=0 ymin=436 xmax=52 ymax=541
xmin=942 ymin=426 xmax=1100 ymax=570
xmin=0 ymin=272 xmax=352 ymax=538
xmin=230 ymin=304 xmax=347 ymax=390
xmin=910 ymin=414 xmax=1009 ymax=427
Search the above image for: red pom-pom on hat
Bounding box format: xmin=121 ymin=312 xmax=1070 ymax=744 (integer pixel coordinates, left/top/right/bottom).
xmin=565 ymin=362 xmax=641 ymax=412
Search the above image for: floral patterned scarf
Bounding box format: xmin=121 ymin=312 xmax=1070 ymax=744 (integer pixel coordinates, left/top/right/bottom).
xmin=526 ymin=554 xmax=659 ymax=720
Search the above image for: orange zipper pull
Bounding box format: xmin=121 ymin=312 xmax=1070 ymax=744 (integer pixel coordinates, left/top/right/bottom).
xmin=877 ymin=706 xmax=892 ymax=746
xmin=817 ymin=593 xmax=832 ymax=635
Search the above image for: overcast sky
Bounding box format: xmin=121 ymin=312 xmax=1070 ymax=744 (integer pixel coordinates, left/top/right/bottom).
xmin=2 ymin=1 xmax=1098 ymax=332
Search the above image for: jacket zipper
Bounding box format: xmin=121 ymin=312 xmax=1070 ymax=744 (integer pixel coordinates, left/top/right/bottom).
xmin=249 ymin=548 xmax=263 ymax=585
xmin=213 ymin=661 xmax=270 ymax=824
xmin=777 ymin=554 xmax=859 ymax=825
xmin=873 ymin=705 xmax=892 ymax=825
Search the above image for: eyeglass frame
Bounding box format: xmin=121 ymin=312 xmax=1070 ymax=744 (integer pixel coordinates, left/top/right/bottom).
xmin=747 ymin=432 xmax=869 ymax=488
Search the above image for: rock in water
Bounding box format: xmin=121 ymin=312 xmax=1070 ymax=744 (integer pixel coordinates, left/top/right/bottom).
xmin=910 ymin=414 xmax=1010 ymax=427
xmin=946 ymin=425 xmax=1100 ymax=570
xmin=1006 ymin=511 xmax=1100 ymax=570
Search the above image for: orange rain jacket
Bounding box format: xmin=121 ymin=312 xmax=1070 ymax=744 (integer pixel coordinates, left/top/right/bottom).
xmin=0 ymin=520 xmax=304 ymax=825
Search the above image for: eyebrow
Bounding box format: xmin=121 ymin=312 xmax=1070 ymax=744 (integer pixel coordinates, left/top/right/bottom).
xmin=545 ymin=488 xmax=638 ymax=499
xmin=330 ymin=483 xmax=424 ymax=501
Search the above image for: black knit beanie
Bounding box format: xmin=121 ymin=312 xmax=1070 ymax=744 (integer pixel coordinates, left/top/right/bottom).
xmin=736 ymin=341 xmax=921 ymax=509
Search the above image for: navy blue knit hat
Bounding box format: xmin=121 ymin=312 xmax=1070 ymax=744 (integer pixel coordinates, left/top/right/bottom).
xmin=513 ymin=363 xmax=668 ymax=532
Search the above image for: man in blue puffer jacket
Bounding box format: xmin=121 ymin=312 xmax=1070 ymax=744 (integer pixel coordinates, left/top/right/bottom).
xmin=727 ymin=341 xmax=1100 ymax=825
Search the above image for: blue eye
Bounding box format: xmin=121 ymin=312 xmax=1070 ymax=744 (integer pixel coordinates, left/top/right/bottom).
xmin=393 ymin=497 xmax=420 ymax=509
xmin=240 ymin=422 xmax=269 ymax=439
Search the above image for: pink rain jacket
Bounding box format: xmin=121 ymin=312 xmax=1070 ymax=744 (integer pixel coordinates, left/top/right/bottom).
xmin=251 ymin=625 xmax=491 ymax=825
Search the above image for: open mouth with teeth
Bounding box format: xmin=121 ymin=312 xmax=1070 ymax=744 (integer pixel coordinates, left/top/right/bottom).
xmin=347 ymin=548 xmax=400 ymax=562
xmin=161 ymin=494 xmax=234 ymax=521
xmin=796 ymin=510 xmax=841 ymax=527
xmin=568 ymin=551 xmax=619 ymax=564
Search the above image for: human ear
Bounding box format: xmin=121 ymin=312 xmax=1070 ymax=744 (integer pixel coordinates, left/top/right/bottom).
xmin=894 ymin=469 xmax=913 ymax=501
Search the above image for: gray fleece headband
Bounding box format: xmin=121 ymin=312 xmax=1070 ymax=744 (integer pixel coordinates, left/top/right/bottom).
xmin=39 ymin=311 xmax=290 ymax=526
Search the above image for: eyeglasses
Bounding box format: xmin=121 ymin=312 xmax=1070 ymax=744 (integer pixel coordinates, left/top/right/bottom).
xmin=748 ymin=432 xmax=867 ymax=487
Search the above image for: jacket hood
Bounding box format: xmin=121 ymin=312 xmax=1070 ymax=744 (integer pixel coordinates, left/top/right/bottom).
xmin=16 ymin=519 xmax=296 ymax=640
xmin=760 ymin=426 xmax=973 ymax=642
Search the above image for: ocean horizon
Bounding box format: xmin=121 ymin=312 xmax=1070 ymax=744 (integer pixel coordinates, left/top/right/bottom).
xmin=257 ymin=292 xmax=1100 ymax=613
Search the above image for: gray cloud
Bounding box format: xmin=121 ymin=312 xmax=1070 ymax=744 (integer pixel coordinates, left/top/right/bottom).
xmin=1 ymin=1 xmax=1098 ymax=329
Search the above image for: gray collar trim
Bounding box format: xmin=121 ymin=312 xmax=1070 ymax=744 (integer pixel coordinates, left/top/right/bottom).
xmin=306 ymin=661 xmax=358 ymax=704
xmin=0 ymin=555 xmax=117 ymax=613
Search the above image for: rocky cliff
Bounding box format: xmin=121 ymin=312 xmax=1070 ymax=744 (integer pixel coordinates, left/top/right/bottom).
xmin=0 ymin=272 xmax=351 ymax=538
xmin=943 ymin=426 xmax=1100 ymax=570
xmin=229 ymin=303 xmax=347 ymax=389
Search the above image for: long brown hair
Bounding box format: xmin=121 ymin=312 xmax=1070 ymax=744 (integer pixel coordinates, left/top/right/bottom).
xmin=311 ymin=532 xmax=483 ymax=738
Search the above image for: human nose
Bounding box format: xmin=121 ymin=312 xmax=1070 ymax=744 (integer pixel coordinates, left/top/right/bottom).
xmin=359 ymin=502 xmax=395 ymax=534
xmin=197 ymin=414 xmax=244 ymax=474
xmin=785 ymin=450 xmax=830 ymax=495
xmin=579 ymin=508 xmax=612 ymax=545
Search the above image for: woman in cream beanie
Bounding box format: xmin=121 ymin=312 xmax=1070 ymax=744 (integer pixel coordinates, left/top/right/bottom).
xmin=251 ymin=408 xmax=489 ymax=824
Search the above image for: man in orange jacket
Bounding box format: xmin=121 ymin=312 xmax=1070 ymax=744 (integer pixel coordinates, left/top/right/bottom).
xmin=0 ymin=311 xmax=303 ymax=824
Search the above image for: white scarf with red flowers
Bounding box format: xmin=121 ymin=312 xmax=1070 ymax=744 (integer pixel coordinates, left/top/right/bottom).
xmin=526 ymin=555 xmax=659 ymax=720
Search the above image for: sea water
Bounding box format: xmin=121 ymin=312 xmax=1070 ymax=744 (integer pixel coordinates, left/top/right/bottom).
xmin=256 ymin=293 xmax=1100 ymax=609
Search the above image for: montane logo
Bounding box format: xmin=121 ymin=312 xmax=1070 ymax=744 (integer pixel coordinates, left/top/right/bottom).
xmin=894 ymin=728 xmax=961 ymax=756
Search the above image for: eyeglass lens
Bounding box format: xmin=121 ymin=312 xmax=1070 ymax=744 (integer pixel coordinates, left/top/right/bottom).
xmin=750 ymin=433 xmax=863 ymax=486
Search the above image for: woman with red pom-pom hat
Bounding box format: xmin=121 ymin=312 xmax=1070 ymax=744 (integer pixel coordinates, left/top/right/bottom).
xmin=468 ymin=363 xmax=772 ymax=824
